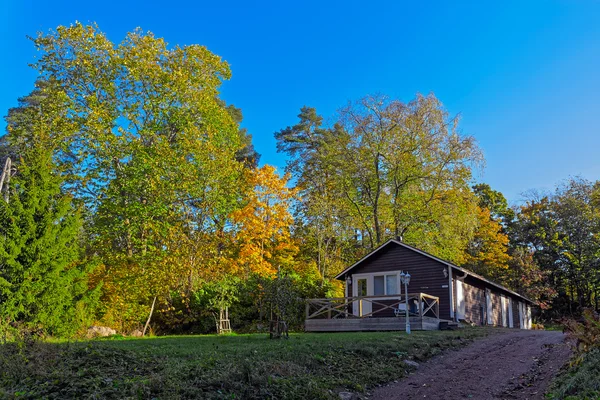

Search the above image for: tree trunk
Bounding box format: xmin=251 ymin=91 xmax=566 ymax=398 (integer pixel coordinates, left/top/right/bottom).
xmin=142 ymin=296 xmax=157 ymax=337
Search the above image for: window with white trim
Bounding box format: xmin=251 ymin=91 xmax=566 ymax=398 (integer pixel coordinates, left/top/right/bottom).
xmin=373 ymin=274 xmax=399 ymax=295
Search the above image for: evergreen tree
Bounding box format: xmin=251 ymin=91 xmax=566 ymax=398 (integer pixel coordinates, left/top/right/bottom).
xmin=0 ymin=148 xmax=95 ymax=337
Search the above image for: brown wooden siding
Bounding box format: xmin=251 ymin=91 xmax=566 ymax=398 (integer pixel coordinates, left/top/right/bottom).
xmin=348 ymin=243 xmax=452 ymax=320
xmin=462 ymin=277 xmax=486 ymax=326
xmin=491 ymin=292 xmax=503 ymax=326
xmin=340 ymin=241 xmax=532 ymax=328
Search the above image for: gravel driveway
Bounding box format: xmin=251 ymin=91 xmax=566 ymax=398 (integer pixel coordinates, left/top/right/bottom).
xmin=371 ymin=330 xmax=571 ymax=400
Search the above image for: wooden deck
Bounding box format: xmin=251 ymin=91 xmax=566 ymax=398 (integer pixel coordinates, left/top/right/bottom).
xmin=305 ymin=316 xmax=441 ymax=332
xmin=304 ymin=293 xmax=442 ymax=332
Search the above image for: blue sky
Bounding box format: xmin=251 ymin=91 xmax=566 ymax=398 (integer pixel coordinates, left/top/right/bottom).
xmin=2 ymin=1 xmax=599 ymax=203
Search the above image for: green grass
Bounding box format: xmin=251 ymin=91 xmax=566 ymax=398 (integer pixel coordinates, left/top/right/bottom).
xmin=547 ymin=349 xmax=600 ymax=400
xmin=0 ymin=328 xmax=496 ymax=399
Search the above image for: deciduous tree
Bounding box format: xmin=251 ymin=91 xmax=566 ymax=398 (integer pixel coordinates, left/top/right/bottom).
xmin=230 ymin=165 xmax=298 ymax=277
xmin=8 ymin=23 xmax=246 ymax=329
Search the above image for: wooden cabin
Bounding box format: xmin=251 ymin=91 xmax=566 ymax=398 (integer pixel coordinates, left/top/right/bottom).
xmin=305 ymin=239 xmax=534 ymax=332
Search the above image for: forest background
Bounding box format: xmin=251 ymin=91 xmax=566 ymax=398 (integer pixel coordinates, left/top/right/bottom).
xmin=1 ymin=24 xmax=599 ymax=337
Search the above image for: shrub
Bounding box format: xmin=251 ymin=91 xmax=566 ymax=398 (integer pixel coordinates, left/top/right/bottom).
xmin=547 ymin=349 xmax=600 ymax=399
xmin=562 ymin=308 xmax=600 ymax=361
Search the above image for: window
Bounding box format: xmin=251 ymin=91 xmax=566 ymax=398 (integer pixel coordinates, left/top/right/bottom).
xmin=373 ymin=274 xmax=399 ymax=295
xmin=386 ymin=275 xmax=398 ymax=295
xmin=374 ymin=276 xmax=385 ymax=295
xmin=357 ymin=279 xmax=367 ymax=297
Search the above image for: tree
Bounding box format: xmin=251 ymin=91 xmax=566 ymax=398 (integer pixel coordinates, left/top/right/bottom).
xmin=472 ymin=183 xmax=514 ymax=225
xmin=230 ymin=165 xmax=298 ymax=277
xmin=275 ymin=94 xmax=483 ymax=274
xmin=509 ymin=179 xmax=600 ymax=314
xmin=0 ymin=147 xmax=95 ymax=337
xmin=505 ymin=247 xmax=556 ymax=310
xmin=462 ymin=206 xmax=510 ymax=281
xmin=5 ymin=22 xmax=247 ymax=330
xmin=276 ymin=107 xmax=355 ymax=281
xmin=552 ymin=179 xmax=600 ymax=310
xmin=225 ymin=104 xmax=260 ymax=168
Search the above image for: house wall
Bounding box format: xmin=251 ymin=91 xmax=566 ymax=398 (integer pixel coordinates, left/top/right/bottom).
xmin=348 ymin=243 xmax=452 ymax=320
xmin=341 ymin=242 xmax=533 ymax=328
xmin=461 ymin=277 xmax=486 ymax=326
xmin=491 ymin=291 xmax=503 ymax=326
xmin=461 ymin=283 xmax=529 ymax=329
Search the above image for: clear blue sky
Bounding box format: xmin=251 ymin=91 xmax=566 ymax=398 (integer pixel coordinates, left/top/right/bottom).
xmin=2 ymin=1 xmax=599 ymax=203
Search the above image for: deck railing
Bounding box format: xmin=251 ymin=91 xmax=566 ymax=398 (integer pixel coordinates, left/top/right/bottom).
xmin=306 ymin=293 xmax=440 ymax=320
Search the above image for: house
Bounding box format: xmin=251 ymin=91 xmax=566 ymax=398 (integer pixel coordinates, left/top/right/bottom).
xmin=305 ymin=239 xmax=534 ymax=332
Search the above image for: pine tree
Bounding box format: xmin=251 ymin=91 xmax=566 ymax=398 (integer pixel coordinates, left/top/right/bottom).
xmin=0 ymin=148 xmax=94 ymax=337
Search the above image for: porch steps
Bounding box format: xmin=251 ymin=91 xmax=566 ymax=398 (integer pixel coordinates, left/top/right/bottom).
xmin=439 ymin=320 xmax=461 ymax=330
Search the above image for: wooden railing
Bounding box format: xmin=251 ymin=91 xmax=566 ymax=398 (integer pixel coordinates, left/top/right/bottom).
xmin=306 ymin=293 xmax=440 ymax=320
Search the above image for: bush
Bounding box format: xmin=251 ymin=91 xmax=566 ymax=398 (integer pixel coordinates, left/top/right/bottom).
xmin=562 ymin=309 xmax=600 ymax=359
xmin=548 ymin=309 xmax=600 ymax=400
xmin=152 ymin=270 xmax=337 ymax=335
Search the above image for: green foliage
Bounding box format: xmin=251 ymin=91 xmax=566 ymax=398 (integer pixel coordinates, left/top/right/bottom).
xmin=548 ymin=310 xmax=600 ymax=400
xmin=0 ymin=148 xmax=97 ymax=338
xmin=276 ymin=94 xmax=483 ymax=279
xmin=509 ymin=179 xmax=600 ymax=315
xmin=547 ymin=349 xmax=600 ymax=400
xmin=3 ymin=22 xmax=250 ymax=330
xmin=504 ymin=247 xmax=556 ymax=309
xmin=154 ymin=270 xmax=336 ymax=335
xmin=472 ymin=183 xmax=514 ymax=224
xmin=0 ymin=328 xmax=491 ymax=399
xmin=5 ymin=19 xmax=598 ymax=338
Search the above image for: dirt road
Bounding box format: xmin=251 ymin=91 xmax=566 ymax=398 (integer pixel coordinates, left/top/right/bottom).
xmin=371 ymin=330 xmax=571 ymax=400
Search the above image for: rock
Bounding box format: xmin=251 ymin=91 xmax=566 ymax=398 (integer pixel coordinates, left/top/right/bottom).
xmin=403 ymin=359 xmax=420 ymax=368
xmin=130 ymin=329 xmax=143 ymax=337
xmin=338 ymin=392 xmax=355 ymax=400
xmin=86 ymin=326 xmax=117 ymax=338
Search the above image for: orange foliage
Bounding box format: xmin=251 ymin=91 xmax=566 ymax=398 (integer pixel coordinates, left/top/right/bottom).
xmin=230 ymin=165 xmax=298 ymax=277
xmin=463 ymin=206 xmax=510 ymax=280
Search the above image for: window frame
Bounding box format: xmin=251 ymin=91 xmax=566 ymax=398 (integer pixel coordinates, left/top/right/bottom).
xmin=352 ymin=270 xmax=404 ymax=298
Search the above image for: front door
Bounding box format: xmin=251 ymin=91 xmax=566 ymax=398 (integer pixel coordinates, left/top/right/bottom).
xmin=353 ymin=278 xmax=372 ymax=316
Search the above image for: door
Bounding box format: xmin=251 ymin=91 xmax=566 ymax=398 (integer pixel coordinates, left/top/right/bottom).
xmin=508 ymin=297 xmax=514 ymax=328
xmin=353 ymin=277 xmax=372 ymax=316
xmin=456 ymin=280 xmax=465 ymax=320
xmin=486 ymin=289 xmax=493 ymax=325
xmin=518 ymin=302 xmax=524 ymax=329
xmin=501 ymin=296 xmax=508 ymax=327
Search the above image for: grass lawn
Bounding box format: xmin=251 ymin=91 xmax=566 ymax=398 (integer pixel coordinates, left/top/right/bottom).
xmin=0 ymin=328 xmax=496 ymax=399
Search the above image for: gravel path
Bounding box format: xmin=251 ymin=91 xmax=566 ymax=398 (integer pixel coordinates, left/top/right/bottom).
xmin=371 ymin=330 xmax=571 ymax=400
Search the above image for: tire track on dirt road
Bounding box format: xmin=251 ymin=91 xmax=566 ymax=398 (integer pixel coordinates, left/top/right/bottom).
xmin=371 ymin=330 xmax=570 ymax=400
